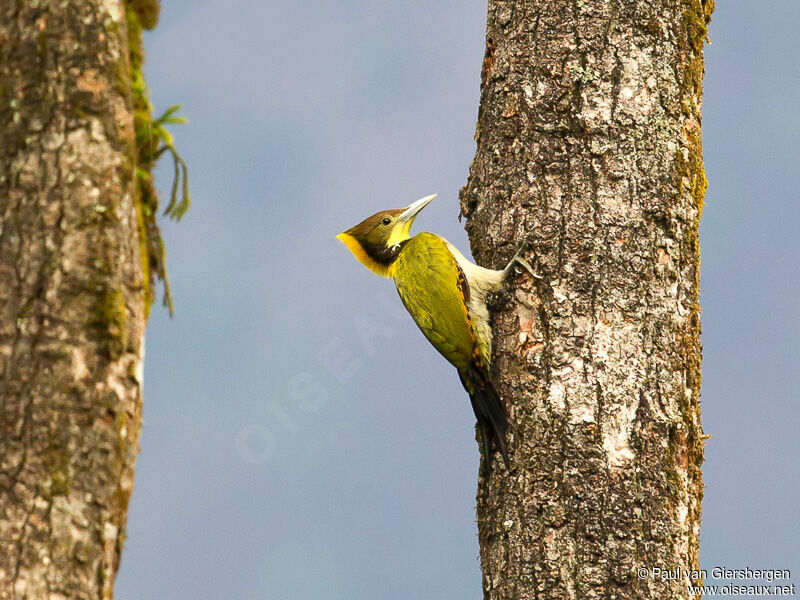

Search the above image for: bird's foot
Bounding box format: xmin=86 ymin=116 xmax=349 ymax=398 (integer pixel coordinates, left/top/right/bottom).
xmin=504 ymin=238 xmax=542 ymax=280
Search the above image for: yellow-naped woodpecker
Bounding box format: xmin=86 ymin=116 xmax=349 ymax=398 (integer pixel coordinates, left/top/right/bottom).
xmin=337 ymin=194 xmax=534 ymax=471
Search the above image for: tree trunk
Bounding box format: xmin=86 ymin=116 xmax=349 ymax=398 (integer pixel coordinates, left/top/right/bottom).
xmin=0 ymin=1 xmax=148 ymax=597
xmin=460 ymin=1 xmax=713 ymax=598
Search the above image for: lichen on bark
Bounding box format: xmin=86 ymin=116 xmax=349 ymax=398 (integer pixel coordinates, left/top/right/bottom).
xmin=0 ymin=0 xmax=169 ymax=597
xmin=460 ymin=0 xmax=713 ymax=598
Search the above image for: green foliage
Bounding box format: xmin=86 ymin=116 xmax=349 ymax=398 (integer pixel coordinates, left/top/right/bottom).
xmin=154 ymin=105 xmax=191 ymax=219
xmin=136 ymin=104 xmax=191 ymax=221
xmin=126 ymin=0 xmax=190 ymax=316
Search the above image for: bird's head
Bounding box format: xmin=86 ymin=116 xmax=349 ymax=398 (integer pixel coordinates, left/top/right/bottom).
xmin=337 ymin=194 xmax=436 ymax=277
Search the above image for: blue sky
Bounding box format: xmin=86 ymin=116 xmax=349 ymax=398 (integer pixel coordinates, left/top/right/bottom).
xmin=116 ymin=1 xmax=799 ymax=598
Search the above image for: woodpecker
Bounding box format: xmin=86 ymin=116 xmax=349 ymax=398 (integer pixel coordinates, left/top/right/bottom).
xmin=337 ymin=194 xmax=534 ymax=471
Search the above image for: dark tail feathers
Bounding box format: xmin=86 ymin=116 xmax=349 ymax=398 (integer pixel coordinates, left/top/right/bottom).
xmin=460 ymin=367 xmax=510 ymax=472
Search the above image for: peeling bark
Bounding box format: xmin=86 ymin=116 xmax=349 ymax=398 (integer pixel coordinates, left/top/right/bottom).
xmin=460 ymin=1 xmax=713 ymax=598
xmin=0 ymin=1 xmax=146 ymax=598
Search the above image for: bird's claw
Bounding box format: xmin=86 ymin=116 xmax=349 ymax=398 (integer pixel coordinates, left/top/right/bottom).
xmin=512 ymin=256 xmax=541 ymax=279
xmin=508 ymin=238 xmax=542 ymax=279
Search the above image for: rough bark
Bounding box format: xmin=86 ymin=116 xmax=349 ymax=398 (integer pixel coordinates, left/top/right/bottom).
xmin=460 ymin=1 xmax=713 ymax=598
xmin=0 ymin=1 xmax=147 ymax=597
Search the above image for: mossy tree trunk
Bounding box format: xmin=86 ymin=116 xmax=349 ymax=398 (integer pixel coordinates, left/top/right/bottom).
xmin=460 ymin=0 xmax=712 ymax=598
xmin=0 ymin=1 xmax=156 ymax=597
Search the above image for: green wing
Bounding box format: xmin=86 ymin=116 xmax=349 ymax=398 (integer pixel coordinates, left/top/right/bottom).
xmin=392 ymin=233 xmax=477 ymax=373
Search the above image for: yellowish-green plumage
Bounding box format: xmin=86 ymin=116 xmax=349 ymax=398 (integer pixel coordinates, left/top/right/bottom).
xmin=337 ymin=194 xmax=533 ymax=471
xmin=392 ymin=233 xmax=477 ymax=374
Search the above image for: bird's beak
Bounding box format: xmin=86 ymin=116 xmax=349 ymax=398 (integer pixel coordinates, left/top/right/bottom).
xmin=397 ymin=193 xmax=437 ymax=223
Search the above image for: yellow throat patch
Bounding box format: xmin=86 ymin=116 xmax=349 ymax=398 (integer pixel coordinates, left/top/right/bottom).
xmin=336 ymin=233 xmax=394 ymax=277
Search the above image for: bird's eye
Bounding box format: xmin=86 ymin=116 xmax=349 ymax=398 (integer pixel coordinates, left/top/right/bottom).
xmin=381 ymin=217 xmax=392 ymax=225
